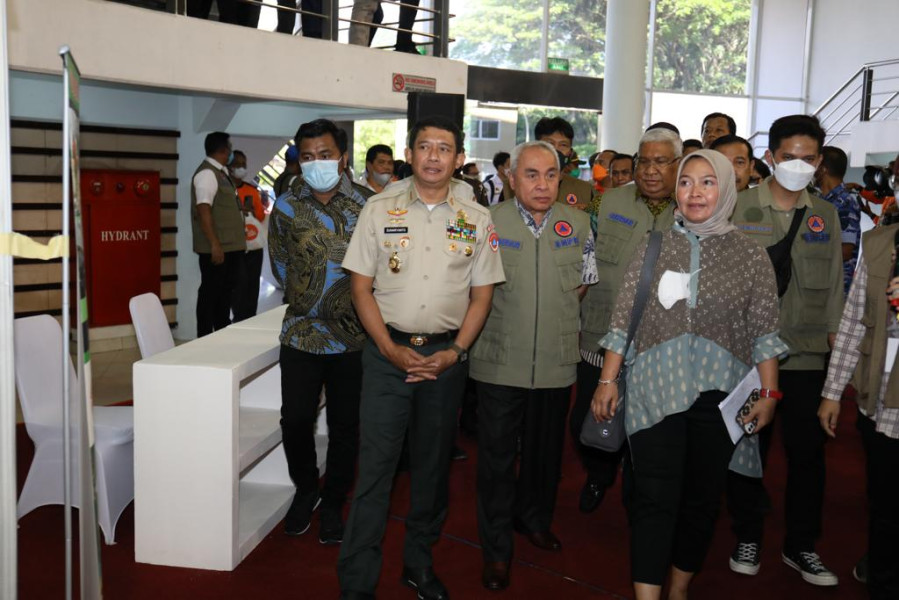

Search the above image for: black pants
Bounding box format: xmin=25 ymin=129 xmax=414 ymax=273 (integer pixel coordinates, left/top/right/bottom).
xmin=857 ymin=410 xmax=899 ymax=599
xmin=338 ymin=339 xmax=467 ymax=594
xmin=476 ymin=382 xmax=569 ymax=561
xmin=395 ymin=0 xmax=420 ymax=49
xmin=629 ymin=391 xmax=733 ymax=585
xmin=726 ymin=370 xmax=827 ymax=552
xmin=300 ymin=0 xmax=324 ymax=38
xmin=196 ymin=250 xmax=245 ymax=337
xmin=280 ymin=345 xmax=362 ymax=510
xmin=187 ymin=0 xmax=238 ymax=23
xmin=233 ymin=249 xmax=263 ymax=321
xmin=570 ymin=359 xmax=627 ymax=491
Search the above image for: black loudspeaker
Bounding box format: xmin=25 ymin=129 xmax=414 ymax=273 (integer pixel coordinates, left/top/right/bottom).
xmin=406 ymin=92 xmax=465 ymax=132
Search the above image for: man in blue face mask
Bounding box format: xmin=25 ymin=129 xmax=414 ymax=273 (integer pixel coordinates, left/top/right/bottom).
xmin=267 ymin=119 xmax=369 ymax=546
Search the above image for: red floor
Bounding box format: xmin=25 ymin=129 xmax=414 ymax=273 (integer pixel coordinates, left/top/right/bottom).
xmin=17 ymin=398 xmax=868 ymax=599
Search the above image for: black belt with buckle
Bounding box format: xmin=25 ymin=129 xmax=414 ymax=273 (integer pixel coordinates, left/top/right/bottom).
xmin=387 ymin=326 xmax=458 ymax=347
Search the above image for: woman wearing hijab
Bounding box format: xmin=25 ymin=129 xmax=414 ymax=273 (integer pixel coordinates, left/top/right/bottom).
xmin=591 ymin=150 xmax=789 ymax=600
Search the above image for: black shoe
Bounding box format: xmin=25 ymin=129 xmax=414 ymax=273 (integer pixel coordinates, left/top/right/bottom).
xmin=729 ymin=541 xmax=761 ymax=576
xmin=782 ymin=550 xmax=838 ymax=586
xmin=852 ymin=554 xmax=868 ymax=583
xmin=578 ymin=478 xmax=605 ymax=513
xmin=401 ymin=566 xmax=449 ymax=600
xmin=451 ymin=445 xmax=468 ymax=461
xmin=482 ymin=561 xmax=510 ymax=591
xmin=319 ymin=507 xmax=344 ymax=545
xmin=284 ymin=489 xmax=321 ymax=536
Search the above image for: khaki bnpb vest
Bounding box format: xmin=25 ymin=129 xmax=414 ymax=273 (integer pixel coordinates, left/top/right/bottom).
xmin=191 ymin=161 xmax=246 ymax=254
xmin=733 ymin=188 xmax=840 ymax=357
xmin=469 ymin=201 xmax=589 ymax=389
xmin=556 ymin=173 xmax=594 ymax=211
xmin=852 ymin=224 xmax=899 ymax=411
xmin=580 ymin=186 xmax=676 ymax=353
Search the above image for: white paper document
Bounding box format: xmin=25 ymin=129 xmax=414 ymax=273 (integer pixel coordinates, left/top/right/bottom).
xmin=718 ymin=367 xmax=761 ymax=445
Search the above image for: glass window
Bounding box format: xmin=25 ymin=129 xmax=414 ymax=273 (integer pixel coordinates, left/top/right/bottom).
xmin=652 ymin=0 xmax=752 ymax=95
xmin=449 ymin=0 xmax=544 ymax=72
xmin=547 ymin=0 xmax=607 ymax=78
xmin=470 ymin=118 xmax=501 ymax=140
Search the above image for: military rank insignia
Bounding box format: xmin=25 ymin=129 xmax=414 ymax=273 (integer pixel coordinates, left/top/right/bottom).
xmin=447 ymin=209 xmax=477 ymax=243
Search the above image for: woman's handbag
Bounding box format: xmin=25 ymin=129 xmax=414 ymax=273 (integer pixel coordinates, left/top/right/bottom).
xmin=765 ymin=206 xmax=806 ymax=297
xmin=580 ymin=231 xmax=663 ymax=452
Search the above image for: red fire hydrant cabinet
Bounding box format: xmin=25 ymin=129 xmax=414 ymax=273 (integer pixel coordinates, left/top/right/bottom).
xmin=81 ymin=170 xmax=161 ymax=327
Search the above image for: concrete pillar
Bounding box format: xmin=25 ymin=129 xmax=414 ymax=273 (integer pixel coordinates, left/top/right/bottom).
xmin=601 ymin=0 xmax=651 ymax=152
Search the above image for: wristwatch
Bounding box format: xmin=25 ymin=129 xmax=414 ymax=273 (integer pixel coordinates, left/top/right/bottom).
xmin=450 ymin=343 xmax=469 ymax=364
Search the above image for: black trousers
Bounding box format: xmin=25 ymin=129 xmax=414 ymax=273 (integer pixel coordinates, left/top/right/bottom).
xmin=570 ymin=359 xmax=627 ymax=490
xmin=857 ymin=410 xmax=899 ymax=599
xmin=395 ymin=0 xmax=420 ymax=49
xmin=186 ymin=0 xmax=238 ymax=23
xmin=196 ymin=250 xmax=245 ymax=337
xmin=279 ymin=345 xmax=362 ymax=510
xmin=338 ymin=339 xmax=467 ymax=594
xmin=233 ymin=249 xmax=263 ymax=321
xmin=726 ymin=370 xmax=827 ymax=552
xmin=476 ymin=382 xmax=570 ymax=561
xmin=629 ymin=391 xmax=733 ymax=585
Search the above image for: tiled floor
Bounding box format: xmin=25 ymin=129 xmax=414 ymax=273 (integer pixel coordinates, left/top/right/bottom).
xmin=15 ymin=346 xmax=141 ymax=423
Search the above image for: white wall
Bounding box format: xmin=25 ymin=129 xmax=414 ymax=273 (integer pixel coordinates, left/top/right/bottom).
xmin=807 ymin=0 xmax=899 ymax=111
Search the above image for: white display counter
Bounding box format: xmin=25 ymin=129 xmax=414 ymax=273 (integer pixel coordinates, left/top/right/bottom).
xmin=133 ymin=305 xmax=327 ymax=571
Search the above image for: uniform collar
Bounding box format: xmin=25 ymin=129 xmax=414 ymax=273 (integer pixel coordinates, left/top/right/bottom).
xmin=758 ymin=177 xmax=813 ymax=211
xmin=205 ymin=157 xmax=227 ymax=172
xmin=400 ymin=177 xmax=468 ymax=211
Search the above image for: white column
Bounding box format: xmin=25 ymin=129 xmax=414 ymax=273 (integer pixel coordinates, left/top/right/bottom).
xmin=601 ymin=0 xmax=651 ymax=152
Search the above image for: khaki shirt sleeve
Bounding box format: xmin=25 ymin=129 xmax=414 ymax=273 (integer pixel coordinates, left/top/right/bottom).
xmin=342 ymin=201 xmax=378 ymax=276
xmin=471 ymin=211 xmax=505 ymax=287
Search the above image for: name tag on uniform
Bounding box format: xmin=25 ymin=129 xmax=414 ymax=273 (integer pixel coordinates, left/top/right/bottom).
xmin=886 ymin=339 xmax=898 ymax=374
xmin=801 ymin=232 xmax=830 ymax=243
xmin=737 ymin=223 xmax=773 ymax=234
xmin=384 ymin=226 xmax=408 ymax=234
xmin=554 ymin=237 xmax=579 ymax=249
xmin=608 ymin=213 xmax=635 ymax=227
xmin=498 ymin=238 xmax=521 ymax=249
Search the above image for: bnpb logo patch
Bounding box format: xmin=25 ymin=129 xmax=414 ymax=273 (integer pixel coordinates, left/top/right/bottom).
xmin=554 ymin=220 xmax=573 ymax=237
xmin=807 ymin=215 xmax=825 ymax=233
xmin=488 ymin=231 xmax=500 ymax=252
xmin=566 ymin=193 xmax=578 ymax=205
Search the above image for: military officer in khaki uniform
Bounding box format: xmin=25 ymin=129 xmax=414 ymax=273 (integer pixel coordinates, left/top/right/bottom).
xmin=338 ymin=116 xmax=505 ymax=600
xmin=570 ymin=127 xmax=681 ymax=514
xmin=726 ymin=115 xmax=843 ymax=586
xmin=534 ymin=116 xmax=596 ymax=211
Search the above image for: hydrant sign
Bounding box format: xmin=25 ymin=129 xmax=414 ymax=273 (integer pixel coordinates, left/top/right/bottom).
xmin=82 ymin=170 xmax=161 ymax=327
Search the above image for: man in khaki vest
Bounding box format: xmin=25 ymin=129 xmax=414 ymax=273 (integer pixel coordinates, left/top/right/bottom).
xmin=534 ymin=116 xmax=596 ymax=211
xmin=190 ymin=131 xmax=246 ymax=337
xmin=726 ymin=115 xmax=843 ymax=586
xmin=470 ymin=141 xmax=595 ymax=591
xmin=569 ymin=127 xmax=680 ymax=515
xmin=819 ymin=218 xmax=899 ymax=598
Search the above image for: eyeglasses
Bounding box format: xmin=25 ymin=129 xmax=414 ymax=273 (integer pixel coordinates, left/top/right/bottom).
xmin=635 ymin=157 xmax=679 ymax=171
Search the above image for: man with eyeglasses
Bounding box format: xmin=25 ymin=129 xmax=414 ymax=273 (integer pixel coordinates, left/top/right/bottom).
xmin=569 ymin=127 xmax=681 ymax=515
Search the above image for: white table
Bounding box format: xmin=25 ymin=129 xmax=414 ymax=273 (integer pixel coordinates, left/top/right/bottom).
xmin=133 ymin=305 xmax=328 ymax=570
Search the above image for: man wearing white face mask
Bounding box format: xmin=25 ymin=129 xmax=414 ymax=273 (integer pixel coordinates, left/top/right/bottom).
xmin=229 ymin=150 xmax=267 ymax=321
xmin=268 ymin=119 xmax=368 ymax=546
xmin=360 ymin=144 xmax=395 ymax=194
xmin=727 ymin=115 xmax=844 ymax=586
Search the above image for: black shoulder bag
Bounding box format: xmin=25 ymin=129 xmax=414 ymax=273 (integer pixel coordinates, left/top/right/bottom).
xmin=580 ymin=231 xmax=663 ymax=452
xmin=765 ymin=206 xmax=807 ymax=297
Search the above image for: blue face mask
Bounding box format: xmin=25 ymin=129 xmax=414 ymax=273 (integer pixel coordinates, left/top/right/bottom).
xmin=227 ymin=151 xmax=235 ymax=166
xmin=302 ymin=159 xmax=341 ymax=192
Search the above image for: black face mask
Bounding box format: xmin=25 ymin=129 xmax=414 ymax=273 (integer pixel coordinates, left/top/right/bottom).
xmin=557 ymin=150 xmax=571 ymax=169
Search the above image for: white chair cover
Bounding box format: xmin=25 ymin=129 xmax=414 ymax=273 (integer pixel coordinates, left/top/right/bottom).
xmin=129 ymin=292 xmax=174 ymax=359
xmin=14 ymin=315 xmax=134 ymax=544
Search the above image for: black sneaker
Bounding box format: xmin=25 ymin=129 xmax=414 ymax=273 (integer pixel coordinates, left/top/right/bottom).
xmin=284 ymin=489 xmax=321 ymax=536
xmin=451 ymin=445 xmax=468 ymax=461
xmin=578 ymin=479 xmax=605 ymax=513
xmin=852 ymin=554 xmax=868 ymax=584
xmin=319 ymin=508 xmax=344 ymax=545
xmin=782 ymin=550 xmax=838 ymax=586
xmin=729 ymin=542 xmax=761 ymax=576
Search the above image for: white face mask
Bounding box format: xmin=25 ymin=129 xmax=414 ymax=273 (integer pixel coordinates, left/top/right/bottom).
xmin=772 ymin=158 xmax=816 ymax=192
xmin=302 ymin=159 xmax=341 ymax=192
xmin=231 ymin=167 xmax=247 ymax=181
xmin=371 ymin=171 xmax=392 ymax=186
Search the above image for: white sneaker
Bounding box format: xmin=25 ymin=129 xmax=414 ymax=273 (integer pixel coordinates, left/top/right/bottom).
xmin=782 ymin=550 xmax=839 ymax=586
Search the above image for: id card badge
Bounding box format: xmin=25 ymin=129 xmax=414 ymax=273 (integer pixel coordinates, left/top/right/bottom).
xmin=886 ymin=338 xmax=899 ymax=374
